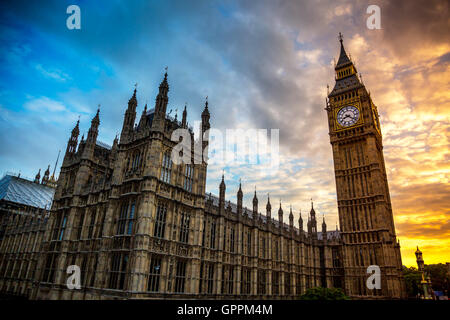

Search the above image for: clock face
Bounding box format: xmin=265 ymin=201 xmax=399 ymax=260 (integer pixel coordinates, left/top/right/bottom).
xmin=337 ymin=105 xmax=360 ymax=127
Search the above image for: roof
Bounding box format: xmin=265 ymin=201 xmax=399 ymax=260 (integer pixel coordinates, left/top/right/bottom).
xmin=96 ymin=140 xmax=112 ymax=150
xmin=329 ymin=74 xmax=362 ymax=97
xmin=336 ymin=41 xmax=352 ymax=69
xmin=0 ymin=174 xmax=55 ymax=209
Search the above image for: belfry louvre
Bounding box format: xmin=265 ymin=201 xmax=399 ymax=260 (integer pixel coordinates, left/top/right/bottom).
xmin=0 ymin=37 xmax=405 ymax=299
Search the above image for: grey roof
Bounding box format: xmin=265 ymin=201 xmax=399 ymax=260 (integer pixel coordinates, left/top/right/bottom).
xmin=0 ymin=174 xmax=55 ymax=209
xmin=317 ymin=230 xmax=340 ymax=240
xmin=336 ymin=42 xmax=352 ymax=68
xmin=96 ymin=140 xmax=112 ymax=150
xmin=329 ymin=74 xmax=362 ymax=97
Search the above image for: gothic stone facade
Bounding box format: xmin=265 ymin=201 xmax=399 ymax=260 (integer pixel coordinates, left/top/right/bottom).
xmin=325 ymin=35 xmax=405 ymax=298
xmin=28 ymin=37 xmax=404 ymax=300
xmin=0 ymin=174 xmax=55 ymax=298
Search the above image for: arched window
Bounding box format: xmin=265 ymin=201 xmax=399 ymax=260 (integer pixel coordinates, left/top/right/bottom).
xmin=179 ymin=211 xmax=190 ymax=243
xmin=131 ymin=152 xmax=141 ymax=170
xmin=160 ymin=152 xmax=172 ymax=183
xmin=154 ymin=204 xmax=167 ymax=238
xmin=184 ymin=164 xmax=194 ymax=192
xmin=117 ymin=200 xmax=136 ymax=235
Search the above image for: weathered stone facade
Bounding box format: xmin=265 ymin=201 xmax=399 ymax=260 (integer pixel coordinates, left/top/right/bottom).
xmin=325 ymin=34 xmax=406 ymax=298
xmin=30 ymin=71 xmax=344 ymax=300
xmin=0 ymin=174 xmax=55 ymax=298
xmin=0 ymin=36 xmax=405 ymax=300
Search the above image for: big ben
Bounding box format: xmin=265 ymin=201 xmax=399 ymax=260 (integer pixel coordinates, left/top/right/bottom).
xmin=326 ymin=33 xmax=406 ymax=298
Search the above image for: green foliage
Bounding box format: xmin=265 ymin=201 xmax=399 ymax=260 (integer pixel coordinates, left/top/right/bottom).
xmin=299 ymin=287 xmax=350 ymax=300
xmin=424 ymin=263 xmax=450 ymax=293
xmin=402 ymin=266 xmax=423 ymax=298
xmin=402 ymin=263 xmax=450 ymax=297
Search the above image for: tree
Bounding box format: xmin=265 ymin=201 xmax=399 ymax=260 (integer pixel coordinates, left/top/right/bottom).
xmin=424 ymin=263 xmax=450 ymax=294
xmin=299 ymin=287 xmax=349 ymax=300
xmin=402 ymin=266 xmax=423 ymax=298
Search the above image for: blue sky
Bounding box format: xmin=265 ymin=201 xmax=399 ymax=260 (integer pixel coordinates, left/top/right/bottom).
xmin=1 ymin=0 xmax=340 ymax=213
xmin=1 ymin=0 xmax=449 ymax=261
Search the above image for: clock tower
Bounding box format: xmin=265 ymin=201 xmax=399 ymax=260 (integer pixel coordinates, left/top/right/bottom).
xmin=326 ymin=33 xmax=405 ymax=298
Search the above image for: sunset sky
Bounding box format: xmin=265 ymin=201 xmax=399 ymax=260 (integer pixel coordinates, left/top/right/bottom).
xmin=0 ymin=0 xmax=448 ymax=267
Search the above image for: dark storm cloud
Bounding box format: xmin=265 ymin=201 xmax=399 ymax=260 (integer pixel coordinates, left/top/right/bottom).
xmin=381 ymin=0 xmax=450 ymax=58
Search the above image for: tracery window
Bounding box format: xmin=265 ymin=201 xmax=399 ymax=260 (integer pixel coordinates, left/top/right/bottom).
xmin=154 ymin=204 xmax=167 ymax=239
xmin=108 ymin=252 xmax=128 ymax=290
xmin=147 ymin=256 xmax=162 ymax=292
xmin=117 ymin=200 xmax=136 ymax=235
xmin=230 ymin=226 xmax=235 ymax=253
xmin=207 ymin=264 xmax=214 ymax=294
xmin=183 ymin=164 xmax=194 ymax=192
xmin=174 ymin=260 xmax=187 ymax=293
xmin=160 ymin=152 xmax=172 ymax=183
xmin=179 ymin=211 xmax=190 ymax=244
xmin=209 ymin=220 xmax=216 ymax=249
xmin=52 ymin=212 xmax=67 ymax=241
xmin=87 ymin=210 xmax=97 ymax=239
xmin=257 ymin=270 xmax=266 ymax=295
xmin=272 ymin=271 xmax=280 ymax=295
xmin=285 ymin=272 xmax=291 ymax=295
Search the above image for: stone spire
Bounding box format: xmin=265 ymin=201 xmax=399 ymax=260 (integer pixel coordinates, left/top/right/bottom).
xmin=121 ymin=86 xmax=138 ymax=142
xmin=289 ymin=205 xmax=294 ymax=228
xmin=87 ymin=107 xmax=100 ymax=144
xmin=182 ymin=104 xmax=187 ymax=128
xmin=278 ymin=201 xmax=283 ymax=225
xmin=65 ymin=119 xmax=79 ymax=157
xmin=298 ymin=209 xmax=303 ymax=232
xmin=138 ymin=103 xmax=148 ymax=129
xmin=252 ymin=187 xmax=258 ymax=217
xmin=322 ymin=214 xmax=327 ymax=238
xmin=266 ymin=194 xmax=271 ymax=220
xmin=34 ymin=169 xmax=41 ymax=184
xmin=237 ymin=179 xmax=243 ymax=215
xmin=152 ymin=69 xmax=169 ymax=130
xmin=219 ymin=173 xmax=226 ymax=213
xmin=42 ymin=165 xmax=51 ymax=185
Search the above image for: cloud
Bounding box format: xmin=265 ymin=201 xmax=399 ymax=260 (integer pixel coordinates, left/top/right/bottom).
xmin=24 ymin=96 xmax=67 ymax=112
xmin=0 ymin=0 xmax=448 ymax=266
xmin=35 ymin=64 xmax=71 ymax=82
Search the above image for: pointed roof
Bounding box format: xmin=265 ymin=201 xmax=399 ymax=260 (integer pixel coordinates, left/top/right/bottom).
xmin=266 ymin=193 xmax=271 ymax=210
xmin=44 ymin=165 xmax=50 ymax=176
xmin=129 ymin=87 xmax=137 ymax=104
xmin=72 ymin=119 xmax=80 ymax=135
xmin=202 ymin=96 xmax=210 ymax=117
xmin=91 ymin=107 xmax=100 ymax=125
xmin=220 ymin=173 xmax=225 ymax=188
xmin=159 ymin=69 xmax=169 ymax=90
xmin=335 ymin=32 xmax=352 ymax=69
xmin=310 ymin=199 xmax=316 ymax=216
xmin=329 ymin=33 xmax=363 ymax=97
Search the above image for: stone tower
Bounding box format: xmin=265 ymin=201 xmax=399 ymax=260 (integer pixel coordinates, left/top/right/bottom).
xmin=326 ymin=33 xmax=405 ymax=298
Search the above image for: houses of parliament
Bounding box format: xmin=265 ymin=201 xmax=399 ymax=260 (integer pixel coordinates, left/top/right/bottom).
xmin=0 ymin=35 xmax=406 ymax=299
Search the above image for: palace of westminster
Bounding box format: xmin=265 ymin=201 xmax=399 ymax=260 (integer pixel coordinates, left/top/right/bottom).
xmin=0 ymin=36 xmax=406 ymax=299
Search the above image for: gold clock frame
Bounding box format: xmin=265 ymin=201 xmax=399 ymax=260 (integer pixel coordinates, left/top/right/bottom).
xmin=334 ymin=102 xmax=364 ymax=131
